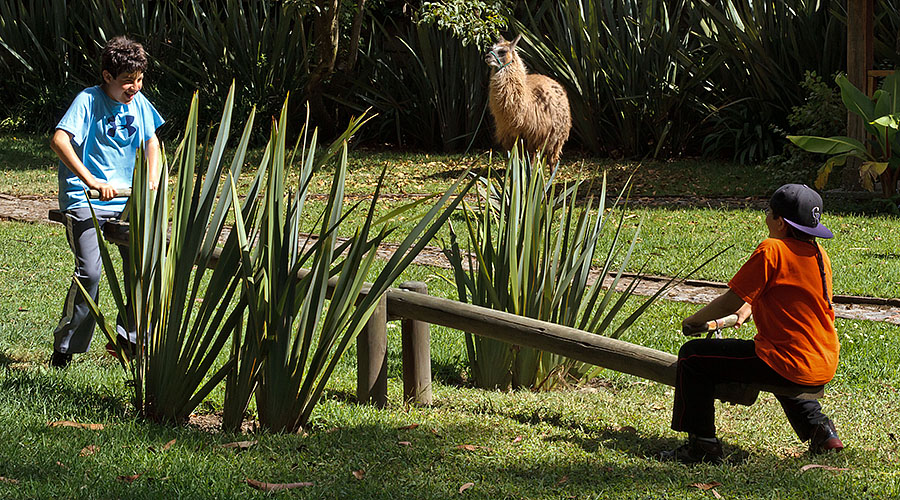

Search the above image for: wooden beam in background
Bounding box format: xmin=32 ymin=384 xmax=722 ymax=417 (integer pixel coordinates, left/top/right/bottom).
xmin=846 ymin=0 xmax=874 ymax=143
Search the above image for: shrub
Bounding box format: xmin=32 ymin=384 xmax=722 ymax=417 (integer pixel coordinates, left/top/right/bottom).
xmin=763 ymin=72 xmax=845 ymax=187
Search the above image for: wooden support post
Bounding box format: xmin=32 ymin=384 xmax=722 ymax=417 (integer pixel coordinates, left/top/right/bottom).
xmin=357 ymin=294 xmax=388 ymax=407
xmin=399 ymin=281 xmax=432 ymax=406
xmin=845 ymin=0 xmax=874 ymax=189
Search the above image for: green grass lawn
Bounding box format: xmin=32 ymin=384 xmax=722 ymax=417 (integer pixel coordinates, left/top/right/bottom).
xmin=3 ymin=133 xmax=897 ymax=297
xmin=2 ymin=218 xmax=899 ymax=498
xmin=2 ymin=133 xmax=899 ymax=498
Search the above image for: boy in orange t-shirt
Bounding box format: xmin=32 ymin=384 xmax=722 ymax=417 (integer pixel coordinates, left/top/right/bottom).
xmin=661 ymin=184 xmax=843 ymax=464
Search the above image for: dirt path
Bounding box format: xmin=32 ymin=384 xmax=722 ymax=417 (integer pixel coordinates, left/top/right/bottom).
xmin=3 ymin=193 xmax=898 ymax=325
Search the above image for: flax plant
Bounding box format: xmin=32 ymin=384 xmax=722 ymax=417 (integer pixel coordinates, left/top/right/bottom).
xmin=349 ymin=18 xmax=490 ymax=151
xmin=77 ymin=84 xmax=260 ymax=423
xmin=225 ymin=101 xmax=474 ymax=432
xmin=165 ymin=0 xmax=312 ymax=127
xmin=220 ymin=101 xmax=371 ymax=431
xmin=445 ymin=145 xmax=716 ymax=390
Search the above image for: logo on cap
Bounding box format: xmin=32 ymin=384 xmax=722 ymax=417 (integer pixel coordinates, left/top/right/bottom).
xmin=811 ymin=206 xmax=820 ymax=225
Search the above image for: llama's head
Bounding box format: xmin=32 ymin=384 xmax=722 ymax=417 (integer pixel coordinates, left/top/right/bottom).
xmin=485 ymin=35 xmax=522 ymax=71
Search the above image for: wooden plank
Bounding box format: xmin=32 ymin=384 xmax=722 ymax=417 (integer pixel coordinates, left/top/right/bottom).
xmin=48 ymin=209 xmax=65 ymax=224
xmin=95 ymin=220 xmax=824 ymax=403
xmin=384 ymin=288 xmax=822 ymax=401
xmin=387 ymin=288 xmax=681 ymax=384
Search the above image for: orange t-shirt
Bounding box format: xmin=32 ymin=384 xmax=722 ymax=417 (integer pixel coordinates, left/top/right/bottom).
xmin=728 ymin=238 xmax=839 ymax=386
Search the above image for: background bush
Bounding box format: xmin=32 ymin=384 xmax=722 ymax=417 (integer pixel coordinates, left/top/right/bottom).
xmin=1 ymin=0 xmax=897 ymax=164
xmin=763 ymin=71 xmax=846 ymax=187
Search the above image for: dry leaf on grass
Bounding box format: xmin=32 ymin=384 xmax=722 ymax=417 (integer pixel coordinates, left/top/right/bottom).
xmin=246 ymin=479 xmax=313 ymax=492
xmin=398 ymin=441 xmax=412 ymax=446
xmin=456 ymin=444 xmax=492 ymax=452
xmin=690 ymin=482 xmax=723 ymax=499
xmin=117 ymin=474 xmax=141 ymax=483
xmin=512 ymin=435 xmax=523 ymax=444
xmin=352 ymin=470 xmax=365 ymax=480
xmin=162 ymin=439 xmax=176 ymax=451
xmin=556 ymin=475 xmax=569 ymax=485
xmin=398 ymin=424 xmax=420 ymax=430
xmin=79 ymin=445 xmax=97 ymax=457
xmin=459 ymin=482 xmax=474 ymax=493
xmin=0 ymin=476 xmax=19 ymax=484
xmin=220 ymin=440 xmax=257 ymax=450
xmin=800 ymin=464 xmax=851 ymax=473
xmin=48 ymin=421 xmax=104 ymax=431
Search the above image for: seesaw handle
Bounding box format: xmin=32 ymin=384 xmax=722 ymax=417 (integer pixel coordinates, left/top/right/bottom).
xmin=87 ymin=188 xmax=132 ymax=199
xmin=682 ymin=314 xmax=739 ymax=337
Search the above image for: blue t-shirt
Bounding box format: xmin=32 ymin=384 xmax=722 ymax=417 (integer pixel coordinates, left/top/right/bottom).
xmin=56 ymin=86 xmax=164 ymax=211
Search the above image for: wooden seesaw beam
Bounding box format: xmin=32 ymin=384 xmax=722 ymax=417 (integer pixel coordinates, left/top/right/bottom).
xmin=48 ymin=207 xmax=823 ymax=407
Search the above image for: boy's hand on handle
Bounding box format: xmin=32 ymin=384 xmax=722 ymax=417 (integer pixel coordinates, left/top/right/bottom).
xmin=681 ymin=317 xmax=708 ymax=336
xmin=87 ymin=180 xmax=117 ymax=201
xmin=86 ymin=187 xmax=131 ymax=200
xmin=734 ymin=301 xmax=753 ymax=327
xmin=680 ymin=290 xmax=749 ymax=337
xmin=682 ymin=314 xmax=740 ymax=337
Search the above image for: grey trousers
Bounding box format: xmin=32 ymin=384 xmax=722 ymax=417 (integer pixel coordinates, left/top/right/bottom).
xmin=53 ymin=208 xmax=136 ymax=354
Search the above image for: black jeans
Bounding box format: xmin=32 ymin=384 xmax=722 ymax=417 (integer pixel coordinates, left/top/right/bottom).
xmin=671 ymin=338 xmax=829 ymax=441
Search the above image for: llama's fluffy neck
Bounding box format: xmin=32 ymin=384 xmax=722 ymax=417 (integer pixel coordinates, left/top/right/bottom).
xmin=489 ymin=58 xmax=529 ymax=116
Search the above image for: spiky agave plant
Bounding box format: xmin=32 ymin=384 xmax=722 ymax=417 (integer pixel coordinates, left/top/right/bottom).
xmin=444 ymin=144 xmax=717 ymax=390
xmin=225 ymin=100 xmax=475 ymax=433
xmin=77 ymin=83 xmax=262 ymax=423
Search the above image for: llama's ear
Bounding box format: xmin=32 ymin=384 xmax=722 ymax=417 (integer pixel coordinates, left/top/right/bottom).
xmin=511 ymin=34 xmax=522 ymax=47
xmin=497 ymin=34 xmax=507 ymax=43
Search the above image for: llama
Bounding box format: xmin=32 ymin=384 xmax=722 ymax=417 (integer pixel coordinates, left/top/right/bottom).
xmin=486 ymin=34 xmax=571 ymax=165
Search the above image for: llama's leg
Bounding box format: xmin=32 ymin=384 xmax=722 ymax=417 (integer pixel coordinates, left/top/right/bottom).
xmin=548 ymin=140 xmax=562 ymax=166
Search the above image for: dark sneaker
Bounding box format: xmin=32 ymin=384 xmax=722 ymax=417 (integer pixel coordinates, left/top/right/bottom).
xmin=105 ymin=339 xmax=137 ymax=361
xmin=50 ymin=350 xmax=72 ymax=368
xmin=660 ymin=436 xmax=724 ymax=464
xmin=809 ymin=419 xmax=844 ymax=454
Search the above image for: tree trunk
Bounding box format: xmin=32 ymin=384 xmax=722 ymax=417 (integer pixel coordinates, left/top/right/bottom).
xmin=307 ymin=0 xmax=341 ymax=135
xmin=341 ymin=0 xmax=367 ymax=73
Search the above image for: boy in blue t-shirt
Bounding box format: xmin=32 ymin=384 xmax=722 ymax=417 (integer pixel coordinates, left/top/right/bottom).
xmin=50 ymin=36 xmax=164 ymax=367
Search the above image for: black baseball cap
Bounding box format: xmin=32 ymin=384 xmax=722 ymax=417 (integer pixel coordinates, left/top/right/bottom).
xmin=769 ymin=184 xmax=834 ymax=239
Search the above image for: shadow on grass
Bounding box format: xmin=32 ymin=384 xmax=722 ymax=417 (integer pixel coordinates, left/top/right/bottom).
xmin=425 ymin=166 xmax=498 ymax=182
xmin=0 ymin=351 xmax=19 ymax=368
xmin=0 ymin=367 xmax=127 ymax=419
xmin=0 ymin=399 xmax=872 ymax=499
xmin=866 ymin=252 xmax=900 ymax=260
xmin=252 ymin=421 xmax=860 ymax=499
xmin=0 ymin=138 xmax=56 ymax=172
xmin=431 ymin=358 xmax=468 ymax=386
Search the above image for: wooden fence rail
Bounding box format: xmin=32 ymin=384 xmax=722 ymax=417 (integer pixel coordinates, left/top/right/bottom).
xmin=49 ymin=211 xmax=824 ymax=407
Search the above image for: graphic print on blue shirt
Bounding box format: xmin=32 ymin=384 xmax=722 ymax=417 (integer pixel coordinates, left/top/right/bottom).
xmin=106 ymin=114 xmax=137 ymax=138
xmin=55 ymin=86 xmax=165 ymax=211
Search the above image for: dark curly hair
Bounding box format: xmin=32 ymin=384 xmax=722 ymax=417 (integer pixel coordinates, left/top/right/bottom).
xmin=101 ymin=36 xmax=147 ymax=79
